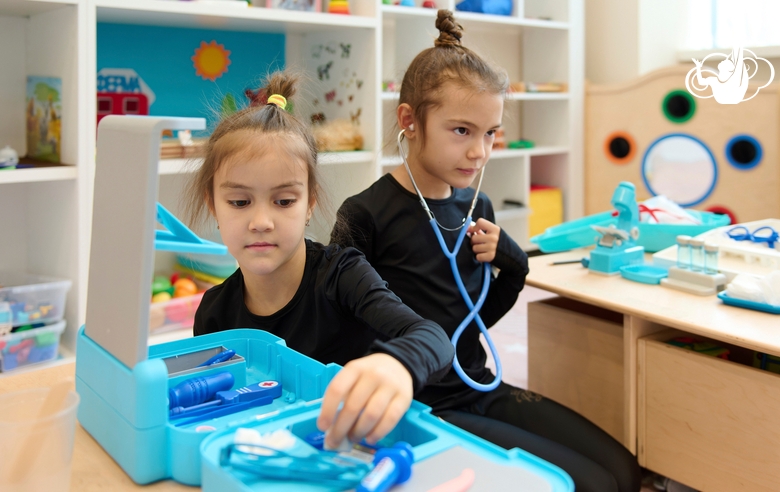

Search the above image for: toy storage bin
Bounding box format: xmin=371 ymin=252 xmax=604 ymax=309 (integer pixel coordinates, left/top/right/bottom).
xmin=0 ymin=271 xmax=72 ymax=327
xmin=528 ymin=297 xmax=626 ymax=447
xmin=638 ymin=329 xmax=780 ymax=491
xmin=149 ymin=292 xmax=205 ymax=334
xmin=0 ymin=320 xmax=66 ymax=371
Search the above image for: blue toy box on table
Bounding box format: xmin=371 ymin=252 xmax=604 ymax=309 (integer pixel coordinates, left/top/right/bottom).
xmin=75 ymin=115 xmax=573 ymax=491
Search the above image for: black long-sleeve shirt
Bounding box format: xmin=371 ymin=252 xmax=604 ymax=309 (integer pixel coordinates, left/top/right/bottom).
xmin=193 ymin=240 xmax=454 ymax=395
xmin=332 ymin=174 xmax=529 ymax=411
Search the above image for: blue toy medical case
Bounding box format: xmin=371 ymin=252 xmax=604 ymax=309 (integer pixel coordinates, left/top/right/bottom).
xmin=75 ymin=116 xmax=573 ymax=491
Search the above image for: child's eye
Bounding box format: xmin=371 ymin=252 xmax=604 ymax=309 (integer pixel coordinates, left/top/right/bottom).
xmin=454 ymin=127 xmax=469 ymax=136
xmin=486 ymin=129 xmax=497 ymax=137
xmin=276 ymin=199 xmax=297 ymax=207
xmin=228 ymin=200 xmax=250 ymax=208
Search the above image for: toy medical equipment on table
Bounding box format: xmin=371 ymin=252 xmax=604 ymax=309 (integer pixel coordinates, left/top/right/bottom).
xmin=587 ymin=182 xmax=644 ymax=275
xmin=530 ymin=195 xmax=730 ymax=254
xmin=653 ymin=219 xmax=780 ymax=295
xmin=76 ymin=116 xmax=573 ymax=491
xmin=397 ymin=129 xmax=500 ymax=392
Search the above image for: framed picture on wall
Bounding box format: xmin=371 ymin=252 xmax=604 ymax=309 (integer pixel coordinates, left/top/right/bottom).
xmin=266 ymin=0 xmax=321 ymax=11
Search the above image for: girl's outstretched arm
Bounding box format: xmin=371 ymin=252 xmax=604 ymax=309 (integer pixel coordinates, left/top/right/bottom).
xmin=317 ymin=353 xmax=412 ymax=449
xmin=317 ymin=245 xmax=454 ymax=448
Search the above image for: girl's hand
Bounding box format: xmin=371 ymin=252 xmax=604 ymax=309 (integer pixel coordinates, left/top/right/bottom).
xmin=468 ymin=218 xmax=501 ymax=263
xmin=316 ymin=353 xmax=413 ymax=449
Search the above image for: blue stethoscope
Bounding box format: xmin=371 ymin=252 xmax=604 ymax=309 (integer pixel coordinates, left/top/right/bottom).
xmin=397 ymin=129 xmax=502 ymax=392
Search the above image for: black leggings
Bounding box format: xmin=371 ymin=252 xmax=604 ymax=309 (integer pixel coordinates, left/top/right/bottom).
xmin=435 ymin=383 xmax=641 ymax=492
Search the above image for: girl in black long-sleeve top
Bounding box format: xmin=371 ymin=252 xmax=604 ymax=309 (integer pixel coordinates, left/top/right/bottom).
xmin=186 ymin=70 xmax=453 ymax=451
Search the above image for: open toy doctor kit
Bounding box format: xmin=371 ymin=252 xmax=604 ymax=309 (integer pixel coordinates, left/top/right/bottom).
xmin=75 ymin=116 xmax=573 ymax=491
xmin=397 ymin=128 xmax=501 ymax=392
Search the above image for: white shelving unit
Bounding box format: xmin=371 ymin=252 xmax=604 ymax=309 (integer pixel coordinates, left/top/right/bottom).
xmin=379 ymin=0 xmax=583 ymax=250
xmin=0 ymin=0 xmax=582 ymax=368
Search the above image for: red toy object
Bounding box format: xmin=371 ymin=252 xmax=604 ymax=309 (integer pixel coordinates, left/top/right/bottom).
xmin=328 ymin=0 xmax=350 ymax=14
xmin=423 ymin=1 xmax=436 ymax=7
xmin=97 ymin=92 xmax=149 ymax=126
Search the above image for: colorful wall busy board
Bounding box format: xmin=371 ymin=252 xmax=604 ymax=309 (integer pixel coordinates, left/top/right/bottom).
xmin=586 ymin=64 xmax=780 ymax=224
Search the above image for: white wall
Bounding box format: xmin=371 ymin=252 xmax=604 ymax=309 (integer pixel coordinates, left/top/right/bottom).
xmin=586 ymin=0 xmax=688 ymax=84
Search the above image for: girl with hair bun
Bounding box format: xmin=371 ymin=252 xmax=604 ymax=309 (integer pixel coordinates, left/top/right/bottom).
xmin=334 ymin=10 xmax=641 ymax=492
xmin=186 ymin=70 xmax=454 ymax=451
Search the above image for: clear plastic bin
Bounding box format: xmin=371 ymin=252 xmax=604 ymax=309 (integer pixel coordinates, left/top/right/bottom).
xmin=0 ymin=320 xmax=66 ymax=372
xmin=0 ymin=271 xmax=72 ymax=327
xmin=149 ymin=292 xmax=204 ymax=334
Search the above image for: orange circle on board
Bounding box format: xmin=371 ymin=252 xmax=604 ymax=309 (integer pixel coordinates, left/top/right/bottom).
xmin=604 ymin=131 xmax=637 ymax=165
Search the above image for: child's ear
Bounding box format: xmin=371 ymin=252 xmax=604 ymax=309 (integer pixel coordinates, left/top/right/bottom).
xmin=397 ymin=103 xmax=416 ymax=138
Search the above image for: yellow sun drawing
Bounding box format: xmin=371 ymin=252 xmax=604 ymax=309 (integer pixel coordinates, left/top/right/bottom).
xmin=192 ymin=40 xmax=231 ymax=81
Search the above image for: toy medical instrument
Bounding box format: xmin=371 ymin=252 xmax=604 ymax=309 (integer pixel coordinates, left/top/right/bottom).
xmin=588 ymin=182 xmax=644 ymax=275
xmin=397 ymin=129 xmax=501 ymax=392
xmin=220 ymin=437 xmax=374 ymax=488
xmin=170 ymin=380 xmax=282 ymax=426
xmin=356 ymin=442 xmax=414 ymax=492
xmin=196 ymin=349 xmax=235 ymax=367
xmin=726 ymin=225 xmax=779 ymax=249
xmin=168 ymin=371 xmax=235 ymax=409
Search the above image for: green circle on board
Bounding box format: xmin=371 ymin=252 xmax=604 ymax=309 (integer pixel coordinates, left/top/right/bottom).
xmin=662 ymin=90 xmax=696 ymax=123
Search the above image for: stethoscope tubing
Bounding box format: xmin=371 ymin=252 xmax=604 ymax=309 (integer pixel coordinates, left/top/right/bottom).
xmin=397 ymin=129 xmax=502 ymax=392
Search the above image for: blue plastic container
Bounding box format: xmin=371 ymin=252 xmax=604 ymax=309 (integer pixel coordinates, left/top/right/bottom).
xmin=530 ymin=210 xmax=731 ymax=253
xmin=76 ymin=327 xmax=574 ymax=490
xmin=717 ymin=292 xmax=780 ymax=314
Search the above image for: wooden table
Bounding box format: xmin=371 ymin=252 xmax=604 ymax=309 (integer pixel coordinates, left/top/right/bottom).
xmin=525 ymin=251 xmax=780 ymax=492
xmin=0 ymin=362 xmax=197 ymax=491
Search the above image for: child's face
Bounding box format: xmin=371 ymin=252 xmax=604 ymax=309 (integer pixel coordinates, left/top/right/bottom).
xmin=211 ymin=135 xmax=313 ymax=280
xmin=413 ymin=82 xmax=504 ymax=190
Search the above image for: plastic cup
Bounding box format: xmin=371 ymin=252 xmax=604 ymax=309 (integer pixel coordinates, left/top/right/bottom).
xmin=0 ymin=387 xmax=80 ymax=492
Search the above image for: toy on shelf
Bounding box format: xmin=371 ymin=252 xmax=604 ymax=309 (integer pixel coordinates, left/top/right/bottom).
xmin=509 ymin=82 xmax=568 ymax=93
xmin=27 ymin=76 xmax=62 ymax=163
xmin=264 ymin=0 xmax=321 ymax=11
xmin=423 ymin=1 xmax=437 ymax=7
xmin=0 ymin=320 xmax=66 ymax=372
xmin=399 ymin=0 xmax=415 ymax=6
xmin=456 ymin=0 xmax=512 ymax=15
xmin=328 ymin=0 xmax=349 ymax=14
xmin=492 ymin=127 xmax=506 ymax=149
xmin=0 ymin=145 xmax=19 ymax=169
xmin=529 ymin=185 xmax=562 ymax=238
xmin=312 ymin=118 xmax=363 ymax=151
xmin=508 ymin=139 xmax=534 ymax=149
xmin=382 ymin=80 xmax=399 ymax=93
xmin=587 ymin=182 xmax=644 ymax=275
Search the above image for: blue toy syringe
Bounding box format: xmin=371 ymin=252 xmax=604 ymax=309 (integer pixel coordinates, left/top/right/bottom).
xmin=588 ymin=182 xmax=645 ymax=275
xmin=167 ymin=372 xmax=283 ymax=426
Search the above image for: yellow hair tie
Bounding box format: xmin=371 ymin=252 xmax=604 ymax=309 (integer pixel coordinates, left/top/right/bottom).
xmin=267 ymin=94 xmax=287 ymax=111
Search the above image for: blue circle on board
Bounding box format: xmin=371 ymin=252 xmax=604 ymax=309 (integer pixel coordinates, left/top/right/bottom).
xmin=725 ymin=134 xmax=762 ymax=170
xmin=641 ymin=133 xmax=718 ymax=207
